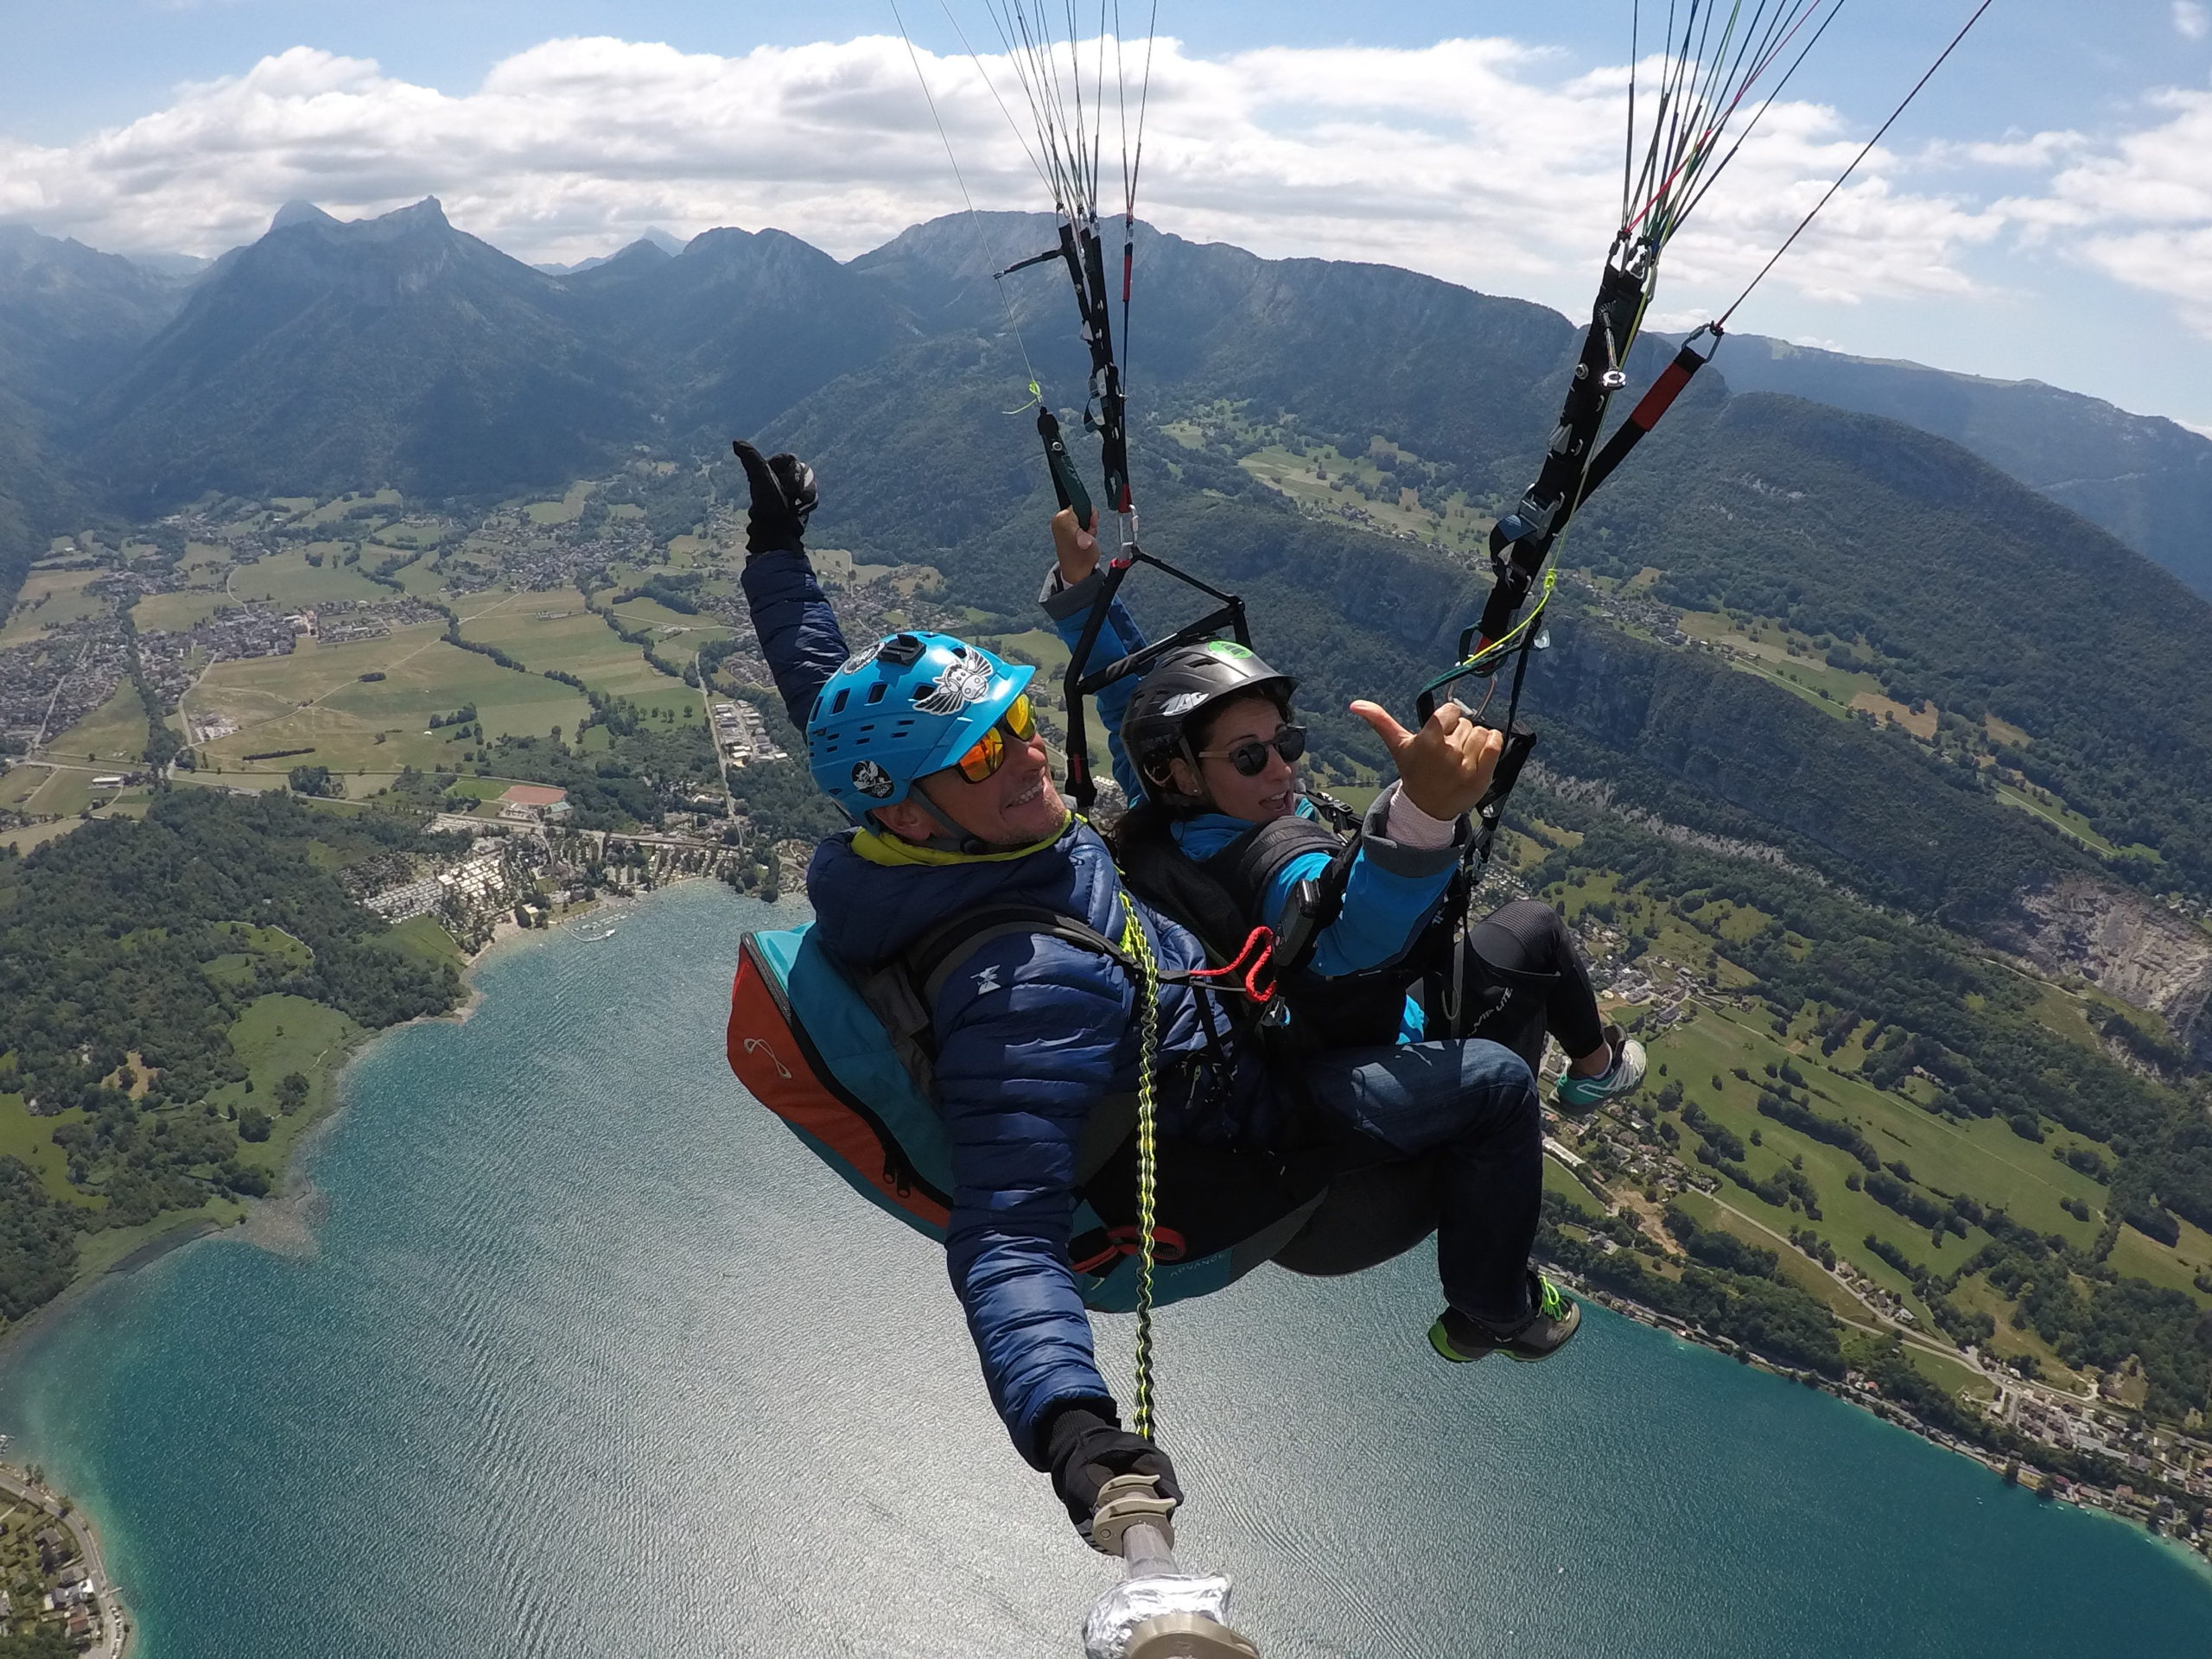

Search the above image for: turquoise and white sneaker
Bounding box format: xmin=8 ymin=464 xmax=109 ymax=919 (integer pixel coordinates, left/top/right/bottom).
xmin=1553 ymin=1022 xmax=1647 ymax=1114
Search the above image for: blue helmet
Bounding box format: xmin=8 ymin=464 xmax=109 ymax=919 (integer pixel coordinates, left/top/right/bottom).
xmin=807 ymin=631 xmax=1036 ymax=818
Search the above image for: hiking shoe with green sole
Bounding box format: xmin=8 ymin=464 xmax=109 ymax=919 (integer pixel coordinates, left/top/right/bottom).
xmin=1428 ymin=1272 xmax=1583 ymax=1363
xmin=1554 ymin=1023 xmax=1647 ymax=1114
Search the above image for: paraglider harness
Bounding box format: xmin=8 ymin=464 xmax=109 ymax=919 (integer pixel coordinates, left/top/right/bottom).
xmin=1109 ymin=794 xmax=1412 ymax=1052
xmin=1052 ymin=528 xmax=1532 ymax=1050
xmin=727 ymin=882 xmax=1319 ymax=1321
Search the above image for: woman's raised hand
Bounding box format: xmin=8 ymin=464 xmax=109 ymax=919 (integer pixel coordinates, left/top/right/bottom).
xmin=1052 ymin=506 xmax=1101 ymax=587
xmin=1349 ymin=698 xmax=1503 ymax=821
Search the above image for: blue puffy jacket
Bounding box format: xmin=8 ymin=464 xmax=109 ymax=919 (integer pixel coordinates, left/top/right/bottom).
xmin=742 ymin=549 xmax=1276 ymax=1464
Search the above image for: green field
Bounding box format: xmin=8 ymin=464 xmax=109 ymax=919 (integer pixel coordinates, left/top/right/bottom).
xmin=374 ymin=554 xmax=449 ymax=595
xmin=1648 ymin=1006 xmax=2107 ymax=1284
xmin=525 ymin=481 xmax=594 ymax=524
xmin=131 ymin=588 xmax=230 ymax=632
xmin=1895 ymin=1341 xmax=2002 ymax=1405
xmin=0 ymin=986 xmax=357 ymax=1245
xmin=186 ymin=622 xmax=588 ymax=774
xmin=202 ymin=922 xmax=316 ymax=982
xmin=0 ymin=1096 xmax=90 ymax=1205
xmin=179 ymin=541 xmax=236 ymax=577
xmin=0 ymin=569 xmax=108 ymax=648
xmin=1990 ymin=779 xmax=2127 ymax=857
xmin=607 ymin=596 xmax=732 ymax=644
xmin=0 ymin=762 xmax=52 ymax=810
xmin=2110 ymin=1213 xmax=2212 ymax=1298
xmin=457 ymin=588 xmax=673 ymax=698
xmin=302 ymin=488 xmax=403 ymax=528
xmin=1219 ymin=434 xmax=1494 ymax=554
xmin=45 ymin=683 xmax=150 ymax=765
xmin=209 ymin=994 xmax=365 ymax=1179
xmin=0 ymin=816 xmax=84 ymax=855
xmin=384 ymin=914 xmax=467 ymax=973
xmin=225 ymin=549 xmax=391 ymax=608
xmin=366 ymin=522 xmax=441 ymax=551
xmin=1543 ymin=1151 xmax=1595 ymax=1207
xmin=1622 ymin=982 xmax=2212 ymax=1391
xmin=1676 ymin=612 xmax=1878 ymax=709
xmin=1670 ymin=1186 xmax=1876 ymax=1324
xmin=977 ymin=628 xmax=1071 ymax=677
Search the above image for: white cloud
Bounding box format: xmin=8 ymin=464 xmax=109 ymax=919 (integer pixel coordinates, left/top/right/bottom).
xmin=2174 ymin=2 xmax=2209 ymax=41
xmin=0 ymin=32 xmax=2005 ymax=324
xmin=1993 ymin=89 xmax=2212 ymax=331
xmin=1923 ymin=130 xmax=2088 ymax=171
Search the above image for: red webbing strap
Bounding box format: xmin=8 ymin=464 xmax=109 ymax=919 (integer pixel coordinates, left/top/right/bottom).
xmin=1578 ymin=332 xmax=1719 ymax=504
xmin=1175 ymin=925 xmax=1277 ymax=1005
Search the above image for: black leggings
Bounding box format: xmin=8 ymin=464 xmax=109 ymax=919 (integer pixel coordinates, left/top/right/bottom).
xmin=1428 ymin=898 xmax=1605 ymax=1075
xmin=1270 ymin=899 xmax=1601 ymax=1281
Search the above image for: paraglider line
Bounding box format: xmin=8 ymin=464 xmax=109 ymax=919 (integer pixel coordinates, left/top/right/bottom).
xmin=1718 ymin=0 xmax=1995 ymax=327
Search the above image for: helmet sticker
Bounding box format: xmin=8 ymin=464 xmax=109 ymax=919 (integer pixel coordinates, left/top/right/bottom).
xmin=841 ymin=639 xmax=885 ymax=675
xmin=1205 ymin=640 xmax=1255 ymax=660
xmin=1160 ymin=691 xmax=1210 ymax=718
xmin=912 ymin=645 xmax=996 ymax=715
xmin=850 ymin=760 xmax=896 ymax=798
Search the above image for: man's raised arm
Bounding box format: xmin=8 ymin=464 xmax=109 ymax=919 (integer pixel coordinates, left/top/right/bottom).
xmin=733 ymin=441 xmax=849 ymax=730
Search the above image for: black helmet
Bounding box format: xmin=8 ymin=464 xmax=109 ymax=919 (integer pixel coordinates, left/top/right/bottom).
xmin=1122 ymin=639 xmax=1297 ymax=802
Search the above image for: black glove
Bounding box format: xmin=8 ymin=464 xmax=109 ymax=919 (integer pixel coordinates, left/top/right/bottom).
xmin=731 ymin=440 xmax=818 ymax=556
xmin=1044 ymin=1404 xmax=1182 ymax=1536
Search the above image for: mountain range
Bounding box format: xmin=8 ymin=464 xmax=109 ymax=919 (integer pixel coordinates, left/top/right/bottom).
xmin=4 ymin=198 xmax=2212 ymax=1054
xmin=2 ymin=200 xmax=2209 ymax=596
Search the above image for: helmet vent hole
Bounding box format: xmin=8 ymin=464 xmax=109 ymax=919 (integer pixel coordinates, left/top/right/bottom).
xmin=831 ymin=688 xmax=850 ymax=714
xmin=866 ymin=683 xmax=887 ymax=704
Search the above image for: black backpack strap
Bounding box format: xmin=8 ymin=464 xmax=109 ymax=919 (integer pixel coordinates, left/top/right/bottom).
xmin=906 ymin=902 xmax=1135 ymax=1010
xmin=1114 ymin=811 xmax=1253 ymax=966
xmin=902 ymin=903 xmax=1150 ymax=1187
xmin=1209 ymin=813 xmax=1354 ymax=977
xmin=1210 ymin=814 xmax=1344 ymax=912
xmin=1299 ymin=788 xmax=1362 ymax=836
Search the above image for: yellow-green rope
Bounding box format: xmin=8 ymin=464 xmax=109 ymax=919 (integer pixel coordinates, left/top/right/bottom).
xmin=1116 ymin=891 xmax=1161 ymax=1444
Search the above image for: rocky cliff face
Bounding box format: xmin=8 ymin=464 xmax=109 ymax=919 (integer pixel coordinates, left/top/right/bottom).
xmin=1990 ymin=875 xmax=2212 ymax=1066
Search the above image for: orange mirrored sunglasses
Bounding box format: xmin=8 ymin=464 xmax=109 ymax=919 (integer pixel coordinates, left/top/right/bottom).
xmin=953 ymin=693 xmax=1038 ymax=784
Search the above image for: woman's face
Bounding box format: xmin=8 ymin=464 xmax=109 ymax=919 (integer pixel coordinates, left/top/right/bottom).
xmin=1171 ymin=693 xmax=1300 ymax=823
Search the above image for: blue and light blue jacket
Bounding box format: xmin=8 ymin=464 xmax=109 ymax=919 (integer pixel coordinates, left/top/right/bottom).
xmin=1043 ymin=567 xmax=1465 ymax=1036
xmin=741 ymin=549 xmax=1276 ymax=1465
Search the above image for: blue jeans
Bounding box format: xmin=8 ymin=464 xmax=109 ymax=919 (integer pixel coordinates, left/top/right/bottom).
xmin=1294 ymin=1038 xmax=1541 ymax=1329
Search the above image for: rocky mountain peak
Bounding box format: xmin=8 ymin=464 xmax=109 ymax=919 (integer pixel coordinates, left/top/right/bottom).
xmin=268 ymin=200 xmax=340 ymax=233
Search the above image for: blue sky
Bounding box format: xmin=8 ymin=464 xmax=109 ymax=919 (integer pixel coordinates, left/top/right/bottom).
xmin=3 ymin=1 xmax=2209 ymax=429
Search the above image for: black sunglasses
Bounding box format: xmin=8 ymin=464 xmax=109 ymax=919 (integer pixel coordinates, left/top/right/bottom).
xmin=1197 ymin=724 xmax=1307 ymax=777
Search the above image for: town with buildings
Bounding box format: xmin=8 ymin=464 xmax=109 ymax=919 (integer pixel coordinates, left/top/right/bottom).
xmin=711 ymin=699 xmax=782 ymax=766
xmin=0 ymin=1458 xmax=124 ymax=1656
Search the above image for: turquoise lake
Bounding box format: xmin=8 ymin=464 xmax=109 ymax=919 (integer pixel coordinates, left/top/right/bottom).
xmin=2 ymin=881 xmax=2208 ymax=1657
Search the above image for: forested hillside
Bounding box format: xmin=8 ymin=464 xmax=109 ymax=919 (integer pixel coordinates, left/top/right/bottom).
xmin=0 ymin=791 xmax=463 ymax=1306
xmin=1713 ymin=334 xmax=2212 ymax=599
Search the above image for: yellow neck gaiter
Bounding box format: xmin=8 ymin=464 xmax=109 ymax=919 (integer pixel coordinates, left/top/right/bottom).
xmin=849 ymin=810 xmax=1073 ymax=868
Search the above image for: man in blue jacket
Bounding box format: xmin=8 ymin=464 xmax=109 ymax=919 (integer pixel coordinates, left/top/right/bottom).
xmin=730 ymin=442 xmax=1567 ymax=1540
